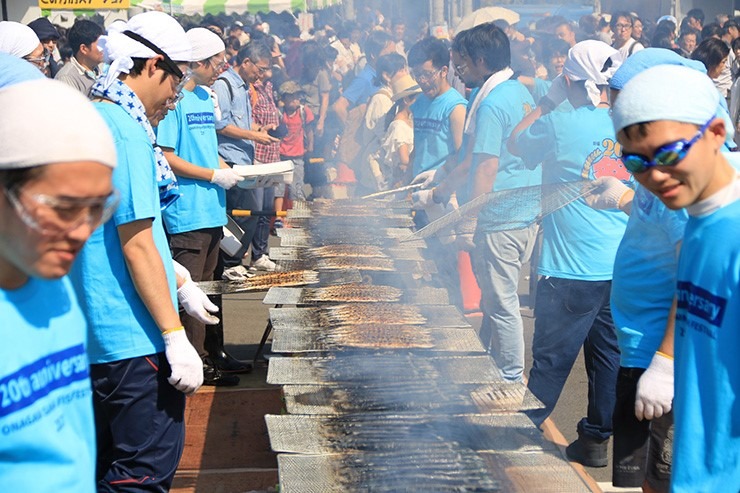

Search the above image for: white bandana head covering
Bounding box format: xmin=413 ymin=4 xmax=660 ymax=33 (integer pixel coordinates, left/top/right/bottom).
xmin=97 ymin=11 xmax=192 ymax=91
xmin=612 ymin=65 xmax=719 ymax=134
xmin=0 ymin=79 xmax=116 ymax=170
xmin=0 ymin=21 xmax=40 ymax=58
xmin=560 ymin=39 xmax=621 ymax=107
xmin=186 ymin=27 xmax=226 ymax=62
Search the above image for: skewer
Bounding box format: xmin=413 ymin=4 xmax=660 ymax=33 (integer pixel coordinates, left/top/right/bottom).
xmin=360 ymin=182 xmax=424 ymax=200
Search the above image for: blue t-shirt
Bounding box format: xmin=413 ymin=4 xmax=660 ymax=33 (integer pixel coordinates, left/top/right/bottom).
xmin=0 ymin=277 xmax=95 ymax=492
xmin=515 ymin=105 xmax=628 ymax=280
xmin=157 ymin=87 xmax=227 ymax=234
xmin=213 ymin=68 xmax=254 ymax=165
xmin=611 ymin=185 xmax=688 ymax=367
xmin=672 ymin=197 xmax=740 ymax=493
xmin=343 ymin=65 xmax=378 ymax=108
xmin=70 ymin=103 xmax=176 ymax=364
xmin=410 ymin=87 xmax=466 ymax=176
xmin=470 ymin=80 xmax=541 ymax=193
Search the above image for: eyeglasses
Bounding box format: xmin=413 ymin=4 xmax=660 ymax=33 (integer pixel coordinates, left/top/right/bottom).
xmin=614 ymin=23 xmax=633 ymax=30
xmin=5 ymin=187 xmax=120 ymax=236
xmin=412 ymin=67 xmax=442 ymax=82
xmin=24 ymin=49 xmax=50 ymax=70
xmin=453 ymin=60 xmax=468 ymax=77
xmin=621 ymin=116 xmax=714 ymax=173
xmin=209 ymin=56 xmax=228 ymax=73
xmin=249 ymin=59 xmax=271 ymax=75
xmin=168 ymin=69 xmax=193 ymax=108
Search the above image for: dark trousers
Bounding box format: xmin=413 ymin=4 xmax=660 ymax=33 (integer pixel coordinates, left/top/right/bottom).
xmin=224 ymin=186 xmax=273 ymax=267
xmin=169 ymin=227 xmax=222 ymax=359
xmin=525 ymin=277 xmax=620 ymax=440
xmin=613 ymin=367 xmax=673 ymax=490
xmin=251 ymin=185 xmax=274 ymax=261
xmin=91 ymin=354 xmax=186 ymax=492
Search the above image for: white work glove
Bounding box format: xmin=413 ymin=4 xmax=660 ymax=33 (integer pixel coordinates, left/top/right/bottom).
xmin=635 ymin=352 xmax=674 ymax=421
xmin=411 ymin=166 xmax=447 ymax=189
xmin=163 ymin=329 xmax=204 ymax=395
xmin=583 ymin=177 xmax=631 ymax=210
xmin=173 ymin=260 xmax=220 ymax=324
xmin=211 ymin=168 xmax=244 ymax=190
xmin=178 ymin=279 xmax=220 ymax=325
xmin=411 ymin=189 xmax=435 ymax=210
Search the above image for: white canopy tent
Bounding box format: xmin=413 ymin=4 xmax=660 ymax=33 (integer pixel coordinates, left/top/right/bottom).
xmin=130 ymin=0 xmax=339 ymax=15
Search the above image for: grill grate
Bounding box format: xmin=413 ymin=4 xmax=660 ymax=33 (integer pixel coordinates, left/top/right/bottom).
xmin=270 ymin=326 xmax=485 ymax=353
xmin=267 ymin=354 xmax=501 ymax=385
xmin=280 ymin=383 xmax=544 ymax=415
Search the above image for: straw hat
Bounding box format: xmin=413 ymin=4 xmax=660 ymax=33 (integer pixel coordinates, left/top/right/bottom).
xmin=391 ymin=74 xmax=422 ymax=102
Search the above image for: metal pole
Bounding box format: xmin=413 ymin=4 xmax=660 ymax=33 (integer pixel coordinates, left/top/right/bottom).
xmin=432 ymin=0 xmax=444 ymax=25
xmin=1 ymin=0 xmax=8 ymax=22
xmin=343 ymin=0 xmax=355 ymax=21
xmin=461 ymin=0 xmax=473 ymax=18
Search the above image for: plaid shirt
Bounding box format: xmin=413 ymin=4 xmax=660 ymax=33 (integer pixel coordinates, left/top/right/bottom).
xmin=252 ymin=80 xmax=281 ymax=163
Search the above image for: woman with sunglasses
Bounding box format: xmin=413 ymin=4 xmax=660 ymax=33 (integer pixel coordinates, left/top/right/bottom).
xmin=0 ymin=79 xmax=117 ymax=492
xmin=613 ymin=64 xmax=740 ymax=493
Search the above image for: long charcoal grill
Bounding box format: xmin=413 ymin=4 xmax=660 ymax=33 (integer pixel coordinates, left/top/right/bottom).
xmin=264 ymin=197 xmax=599 ymax=492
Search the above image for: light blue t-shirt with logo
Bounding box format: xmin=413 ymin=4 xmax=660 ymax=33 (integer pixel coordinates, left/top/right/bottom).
xmin=70 ymin=103 xmax=176 ymax=364
xmin=0 ymin=277 xmax=95 ymax=492
xmin=672 ymin=197 xmax=740 ymax=493
xmin=515 ymin=105 xmax=628 ymax=279
xmin=410 ymin=87 xmax=466 ymax=176
xmin=471 ymin=80 xmax=541 ymax=193
xmin=157 ymin=87 xmax=227 ymax=234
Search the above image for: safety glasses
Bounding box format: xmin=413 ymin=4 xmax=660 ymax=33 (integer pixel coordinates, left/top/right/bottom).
xmin=621 ymin=116 xmax=714 ymax=173
xmin=5 ymin=187 xmax=120 ymax=236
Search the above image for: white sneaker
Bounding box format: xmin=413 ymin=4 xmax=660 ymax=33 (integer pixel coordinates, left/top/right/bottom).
xmin=223 ymin=265 xmax=251 ymax=281
xmin=250 ymin=255 xmax=277 ymax=272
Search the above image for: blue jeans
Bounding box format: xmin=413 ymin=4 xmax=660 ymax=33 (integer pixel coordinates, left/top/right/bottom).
xmin=251 ymin=185 xmax=274 ymax=261
xmin=224 ymin=185 xmax=273 ymax=266
xmin=525 ymin=277 xmax=620 ymax=441
xmin=471 ymin=225 xmax=538 ymax=382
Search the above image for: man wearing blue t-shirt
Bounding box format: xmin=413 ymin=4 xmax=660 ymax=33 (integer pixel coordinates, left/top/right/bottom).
xmin=212 ymin=41 xmax=279 ymax=280
xmin=69 ymin=13 xmax=205 ymax=491
xmin=417 ymin=24 xmax=540 ymax=383
xmin=407 ymin=37 xmax=466 ymax=308
xmin=158 ymin=28 xmax=250 ymax=386
xmin=613 ymin=65 xmax=740 ymax=493
xmin=510 ymin=41 xmax=626 ymax=468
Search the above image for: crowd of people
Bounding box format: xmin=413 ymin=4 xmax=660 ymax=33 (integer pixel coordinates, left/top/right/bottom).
xmin=0 ymin=5 xmax=738 ymax=493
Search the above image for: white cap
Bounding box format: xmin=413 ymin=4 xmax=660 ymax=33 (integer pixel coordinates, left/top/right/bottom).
xmin=0 ymin=79 xmax=117 ymax=170
xmin=186 ymin=27 xmax=226 ymax=62
xmin=612 ymin=65 xmax=719 ymax=134
xmin=96 ymin=11 xmax=192 ymax=91
xmin=0 ymin=21 xmax=40 ymax=58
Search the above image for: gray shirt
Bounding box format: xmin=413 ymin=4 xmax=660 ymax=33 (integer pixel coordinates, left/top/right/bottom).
xmin=54 ymin=57 xmax=97 ymax=96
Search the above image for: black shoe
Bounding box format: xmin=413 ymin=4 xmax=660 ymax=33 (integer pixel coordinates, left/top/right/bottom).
xmin=202 ymin=362 xmax=240 ymax=386
xmin=208 ymin=350 xmax=253 ymax=374
xmin=565 ymin=433 xmax=609 ymax=467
